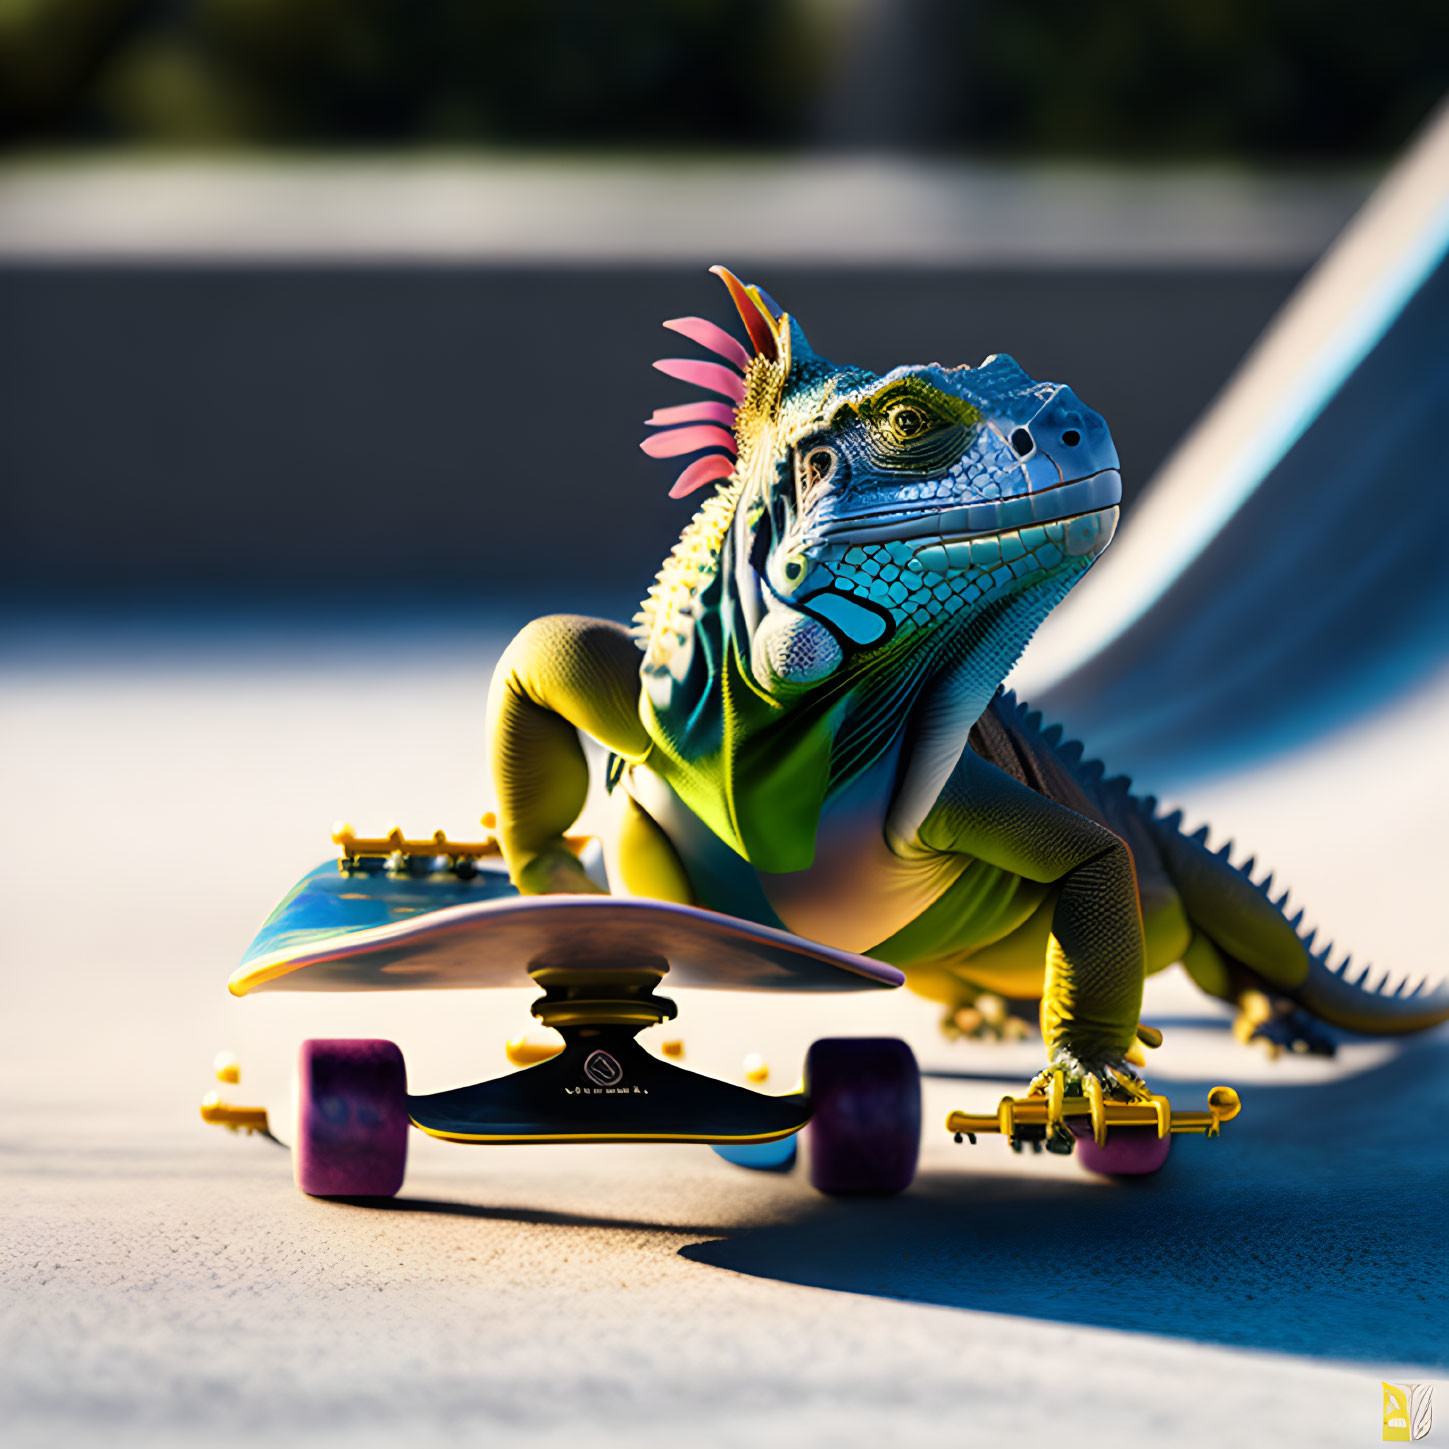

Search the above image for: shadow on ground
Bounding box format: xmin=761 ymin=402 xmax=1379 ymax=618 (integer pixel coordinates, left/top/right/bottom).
xmin=682 ymin=1035 xmax=1449 ymax=1368
xmin=331 ymin=1195 xmax=730 ymax=1238
xmin=329 ymin=1036 xmax=1446 ymax=1367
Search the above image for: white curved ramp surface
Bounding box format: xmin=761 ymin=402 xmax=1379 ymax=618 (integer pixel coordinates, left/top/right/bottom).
xmin=1016 ymin=101 xmax=1449 ymax=786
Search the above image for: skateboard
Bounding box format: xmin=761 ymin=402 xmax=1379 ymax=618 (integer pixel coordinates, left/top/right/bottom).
xmin=203 ymin=825 xmax=1242 ymax=1194
xmin=206 ymin=826 xmax=921 ymax=1198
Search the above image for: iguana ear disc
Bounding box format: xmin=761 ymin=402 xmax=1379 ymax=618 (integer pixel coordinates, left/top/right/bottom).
xmin=751 ymin=606 xmax=843 ymax=688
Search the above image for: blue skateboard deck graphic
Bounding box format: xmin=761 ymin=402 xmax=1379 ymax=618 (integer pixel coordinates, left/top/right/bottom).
xmin=238 ymin=859 xmax=517 ymax=971
xmin=233 ymin=859 xmax=905 ymax=997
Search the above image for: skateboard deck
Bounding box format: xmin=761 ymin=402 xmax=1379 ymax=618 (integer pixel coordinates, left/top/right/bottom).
xmin=232 ymin=858 xmax=906 ymax=997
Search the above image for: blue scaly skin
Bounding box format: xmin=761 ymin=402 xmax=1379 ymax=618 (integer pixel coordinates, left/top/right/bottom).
xmin=485 ymin=268 xmax=1449 ymax=1117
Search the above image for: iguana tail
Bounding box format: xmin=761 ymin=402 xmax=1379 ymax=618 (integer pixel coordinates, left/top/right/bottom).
xmin=977 ymin=692 xmax=1448 ymax=1038
xmin=1144 ymin=803 xmax=1449 ymax=1036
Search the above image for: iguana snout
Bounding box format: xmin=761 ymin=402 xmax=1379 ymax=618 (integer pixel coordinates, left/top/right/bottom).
xmin=741 ymin=357 xmax=1123 ymax=694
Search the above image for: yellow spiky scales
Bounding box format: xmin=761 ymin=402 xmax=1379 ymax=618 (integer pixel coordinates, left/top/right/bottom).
xmin=636 ymin=325 xmax=793 ymax=669
xmin=635 ymin=475 xmax=742 ymax=667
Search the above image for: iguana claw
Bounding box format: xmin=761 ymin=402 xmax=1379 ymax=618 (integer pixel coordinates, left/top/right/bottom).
xmin=1028 ymin=1053 xmax=1149 ymax=1144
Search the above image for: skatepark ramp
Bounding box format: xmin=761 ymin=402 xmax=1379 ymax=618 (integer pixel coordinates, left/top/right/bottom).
xmin=1015 ymin=100 xmax=1449 ymax=788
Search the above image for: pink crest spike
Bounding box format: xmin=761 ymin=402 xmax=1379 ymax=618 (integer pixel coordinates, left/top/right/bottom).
xmin=668 ymin=454 xmax=736 ymax=500
xmin=639 ymin=425 xmax=737 ymax=459
xmin=662 ymin=317 xmax=751 ymax=371
xmin=653 ymin=358 xmax=746 ymax=404
xmin=646 ymin=401 xmax=736 ymax=428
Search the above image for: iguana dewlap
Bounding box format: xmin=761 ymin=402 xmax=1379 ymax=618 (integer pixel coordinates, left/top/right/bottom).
xmin=485 ymin=267 xmax=1449 ymax=1106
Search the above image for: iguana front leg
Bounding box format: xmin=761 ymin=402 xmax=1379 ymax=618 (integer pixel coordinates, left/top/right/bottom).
xmin=909 ymin=746 xmax=1149 ymax=1115
xmin=486 ymin=614 xmax=651 ymax=895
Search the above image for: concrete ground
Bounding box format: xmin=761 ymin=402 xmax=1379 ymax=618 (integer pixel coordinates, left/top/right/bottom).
xmin=3 ymin=621 xmax=1445 ymax=1447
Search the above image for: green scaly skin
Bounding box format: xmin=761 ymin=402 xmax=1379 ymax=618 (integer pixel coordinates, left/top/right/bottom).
xmin=486 ymin=269 xmax=1449 ymax=1109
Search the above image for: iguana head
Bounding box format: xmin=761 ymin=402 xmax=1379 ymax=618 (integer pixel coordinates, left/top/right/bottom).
xmin=635 ymin=268 xmax=1120 ymax=862
xmin=640 ymin=265 xmax=1118 ymax=692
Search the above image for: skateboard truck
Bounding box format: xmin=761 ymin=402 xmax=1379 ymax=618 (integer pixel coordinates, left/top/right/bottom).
xmin=332 ymin=820 xmax=592 ymax=878
xmin=410 ymin=958 xmax=808 ymax=1146
xmin=200 ymin=1091 xmax=272 ymax=1135
xmin=946 ymin=1083 xmax=1241 ymax=1153
xmin=198 ymin=1053 xmax=277 ymax=1140
xmin=527 ymin=962 xmax=678 ymax=1032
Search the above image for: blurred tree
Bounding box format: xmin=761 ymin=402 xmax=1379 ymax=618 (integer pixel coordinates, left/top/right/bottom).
xmin=0 ymin=0 xmax=1443 ymax=156
xmin=967 ymin=0 xmax=1449 ymax=159
xmin=0 ymin=0 xmax=135 ymax=135
xmin=811 ymin=0 xmax=968 ymax=149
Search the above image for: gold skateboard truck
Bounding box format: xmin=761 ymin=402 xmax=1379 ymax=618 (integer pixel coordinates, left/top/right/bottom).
xmin=199 ymin=1092 xmax=271 ymax=1135
xmin=198 ymin=1052 xmax=274 ymax=1138
xmin=332 ymin=819 xmax=592 ymax=876
xmin=945 ymin=1083 xmax=1241 ymax=1154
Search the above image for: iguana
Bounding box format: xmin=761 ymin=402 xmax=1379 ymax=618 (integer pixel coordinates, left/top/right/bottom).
xmin=485 ymin=265 xmax=1449 ymax=1119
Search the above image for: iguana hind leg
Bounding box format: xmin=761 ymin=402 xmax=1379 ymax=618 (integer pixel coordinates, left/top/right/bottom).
xmin=1156 ymin=824 xmax=1330 ymax=1055
xmin=1181 ymin=931 xmax=1336 ymax=1057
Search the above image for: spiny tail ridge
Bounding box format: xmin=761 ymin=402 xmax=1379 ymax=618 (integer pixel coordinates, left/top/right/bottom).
xmin=996 ymin=688 xmax=1449 ymax=1037
xmin=1144 ymin=801 xmax=1449 ymax=1034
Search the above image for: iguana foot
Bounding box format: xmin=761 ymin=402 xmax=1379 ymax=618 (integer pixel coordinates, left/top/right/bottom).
xmin=1029 ymin=1050 xmax=1145 ymax=1102
xmin=1233 ymin=990 xmax=1336 ymax=1059
xmin=940 ymin=992 xmax=1033 ymax=1043
xmin=1027 ymin=1051 xmax=1148 ymax=1143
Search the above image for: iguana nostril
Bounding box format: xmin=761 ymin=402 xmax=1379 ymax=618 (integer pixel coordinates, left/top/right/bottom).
xmin=1010 ymin=428 xmax=1033 ymax=456
xmin=1062 ymin=429 xmax=1081 ymax=447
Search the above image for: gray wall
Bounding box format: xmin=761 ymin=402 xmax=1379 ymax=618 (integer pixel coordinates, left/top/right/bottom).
xmin=1 ymin=265 xmax=1302 ymax=605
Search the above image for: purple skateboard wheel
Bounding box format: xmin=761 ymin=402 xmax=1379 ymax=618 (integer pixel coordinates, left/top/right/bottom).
xmin=1073 ymin=1123 xmax=1171 ymax=1176
xmin=805 ymin=1037 xmax=921 ymax=1196
xmin=294 ymin=1039 xmax=409 ymax=1198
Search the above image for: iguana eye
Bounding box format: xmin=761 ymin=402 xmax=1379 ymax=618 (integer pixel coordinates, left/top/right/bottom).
xmin=888 ymin=404 xmax=929 ymax=439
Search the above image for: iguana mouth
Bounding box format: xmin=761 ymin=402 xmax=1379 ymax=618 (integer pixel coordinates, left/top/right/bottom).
xmin=910 ymin=501 xmax=1119 ymax=577
xmin=814 ymin=469 xmax=1122 ymax=548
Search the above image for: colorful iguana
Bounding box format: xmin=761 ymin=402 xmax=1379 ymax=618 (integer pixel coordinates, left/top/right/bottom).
xmin=486 ymin=265 xmax=1449 ymax=1118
